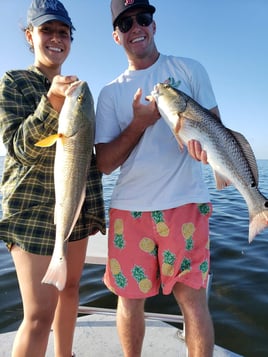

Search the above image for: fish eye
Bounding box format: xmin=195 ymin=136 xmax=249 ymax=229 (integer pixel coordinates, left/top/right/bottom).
xmin=77 ymin=95 xmax=83 ymax=102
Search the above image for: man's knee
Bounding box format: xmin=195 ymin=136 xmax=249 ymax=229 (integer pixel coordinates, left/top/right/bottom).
xmin=173 ymin=282 xmax=207 ymax=310
xmin=117 ymin=297 xmax=145 ymax=317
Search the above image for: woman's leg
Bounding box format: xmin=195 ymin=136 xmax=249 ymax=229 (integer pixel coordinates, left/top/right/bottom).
xmin=52 ymin=237 xmax=88 ymax=357
xmin=11 ymin=246 xmax=58 ymax=357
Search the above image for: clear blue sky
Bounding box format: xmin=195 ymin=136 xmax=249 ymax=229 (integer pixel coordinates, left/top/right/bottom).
xmin=1 ymin=0 xmax=267 ymax=159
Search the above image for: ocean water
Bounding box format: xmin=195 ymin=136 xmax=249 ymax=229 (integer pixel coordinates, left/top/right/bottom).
xmin=0 ymin=156 xmax=268 ymax=357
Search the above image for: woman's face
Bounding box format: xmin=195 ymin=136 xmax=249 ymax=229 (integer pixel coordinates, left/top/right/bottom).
xmin=26 ymin=20 xmax=72 ymax=72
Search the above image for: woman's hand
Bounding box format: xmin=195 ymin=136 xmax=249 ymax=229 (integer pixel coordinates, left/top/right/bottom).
xmin=47 ymin=75 xmax=78 ymax=113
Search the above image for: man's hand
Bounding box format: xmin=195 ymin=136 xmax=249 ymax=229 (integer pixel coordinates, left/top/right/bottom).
xmin=187 ymin=139 xmax=208 ymax=164
xmin=131 ymin=89 xmax=161 ymax=131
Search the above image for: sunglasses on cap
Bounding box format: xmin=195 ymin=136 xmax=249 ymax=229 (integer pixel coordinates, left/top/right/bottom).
xmin=115 ymin=12 xmax=153 ymax=33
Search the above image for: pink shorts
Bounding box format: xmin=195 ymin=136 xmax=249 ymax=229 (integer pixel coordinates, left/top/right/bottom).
xmin=104 ymin=203 xmax=212 ymax=298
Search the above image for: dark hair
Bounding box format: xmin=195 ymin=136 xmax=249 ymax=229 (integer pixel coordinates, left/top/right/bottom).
xmin=23 ymin=23 xmax=74 ymax=53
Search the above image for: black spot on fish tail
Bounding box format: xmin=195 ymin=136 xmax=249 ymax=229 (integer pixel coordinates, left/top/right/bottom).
xmin=265 ymin=201 xmax=268 ymax=208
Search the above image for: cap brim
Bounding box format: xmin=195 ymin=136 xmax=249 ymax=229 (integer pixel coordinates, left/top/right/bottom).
xmin=113 ymin=5 xmax=155 ymax=26
xmin=31 ymin=14 xmax=75 ymax=30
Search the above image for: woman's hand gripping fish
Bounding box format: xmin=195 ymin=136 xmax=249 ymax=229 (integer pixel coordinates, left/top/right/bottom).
xmin=151 ymin=83 xmax=268 ymax=242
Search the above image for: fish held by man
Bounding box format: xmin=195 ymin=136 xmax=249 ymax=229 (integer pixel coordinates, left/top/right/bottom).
xmin=35 ymin=80 xmax=95 ymax=290
xmin=151 ymin=83 xmax=268 ymax=242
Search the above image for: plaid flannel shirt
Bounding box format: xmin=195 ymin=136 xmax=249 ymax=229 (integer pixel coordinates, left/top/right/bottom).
xmin=0 ymin=66 xmax=106 ymax=255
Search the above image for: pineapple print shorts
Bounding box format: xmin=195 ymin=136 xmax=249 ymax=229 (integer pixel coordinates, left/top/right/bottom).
xmin=103 ymin=203 xmax=212 ymax=298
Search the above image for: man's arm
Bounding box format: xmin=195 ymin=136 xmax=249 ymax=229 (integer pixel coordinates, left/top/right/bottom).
xmin=96 ymin=88 xmax=160 ymax=174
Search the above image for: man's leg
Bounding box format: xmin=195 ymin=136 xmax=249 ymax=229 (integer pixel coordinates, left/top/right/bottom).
xmin=116 ymin=297 xmax=145 ymax=357
xmin=173 ymin=283 xmax=214 ymax=357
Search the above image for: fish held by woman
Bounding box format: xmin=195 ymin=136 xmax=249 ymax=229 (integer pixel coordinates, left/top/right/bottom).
xmin=151 ymin=83 xmax=268 ymax=242
xmin=35 ymin=80 xmax=95 ymax=290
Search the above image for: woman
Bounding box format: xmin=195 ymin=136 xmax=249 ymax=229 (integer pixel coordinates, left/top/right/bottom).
xmin=0 ymin=1 xmax=105 ymax=356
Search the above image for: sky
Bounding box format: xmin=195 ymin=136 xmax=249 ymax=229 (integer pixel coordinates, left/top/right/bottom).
xmin=0 ymin=0 xmax=267 ymax=159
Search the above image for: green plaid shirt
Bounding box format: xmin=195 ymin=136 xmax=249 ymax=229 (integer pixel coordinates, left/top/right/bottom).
xmin=0 ymin=66 xmax=106 ymax=255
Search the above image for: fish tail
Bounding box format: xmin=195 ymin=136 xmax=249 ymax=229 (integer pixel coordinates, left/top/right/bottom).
xmin=41 ymin=255 xmax=67 ymax=291
xmin=249 ymin=210 xmax=268 ymax=243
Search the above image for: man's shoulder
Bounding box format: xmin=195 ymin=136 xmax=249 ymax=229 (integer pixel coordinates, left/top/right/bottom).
xmin=163 ymin=54 xmax=202 ymax=68
xmin=99 ymin=70 xmax=129 ymax=96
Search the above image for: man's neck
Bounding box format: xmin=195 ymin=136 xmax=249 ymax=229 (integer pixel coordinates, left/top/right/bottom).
xmin=128 ymin=51 xmax=160 ymax=71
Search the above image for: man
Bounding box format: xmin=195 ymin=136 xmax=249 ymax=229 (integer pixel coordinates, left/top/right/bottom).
xmin=95 ymin=1 xmax=221 ymax=356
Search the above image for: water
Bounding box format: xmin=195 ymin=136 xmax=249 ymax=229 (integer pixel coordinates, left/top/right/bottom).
xmin=1 ymin=157 xmax=268 ymax=357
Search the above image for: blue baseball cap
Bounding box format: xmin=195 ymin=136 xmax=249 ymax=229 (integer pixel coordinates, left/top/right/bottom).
xmin=27 ymin=0 xmax=75 ymax=30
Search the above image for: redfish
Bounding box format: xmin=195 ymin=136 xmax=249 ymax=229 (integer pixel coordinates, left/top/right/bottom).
xmin=152 ymin=83 xmax=268 ymax=242
xmin=36 ymin=81 xmax=94 ymax=290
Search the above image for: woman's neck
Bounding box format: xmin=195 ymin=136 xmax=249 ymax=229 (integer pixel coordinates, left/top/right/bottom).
xmin=34 ymin=62 xmax=61 ymax=83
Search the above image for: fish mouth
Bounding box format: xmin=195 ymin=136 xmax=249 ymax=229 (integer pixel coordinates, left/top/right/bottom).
xmin=151 ymin=83 xmax=160 ymax=97
xmin=65 ymin=80 xmax=83 ymax=96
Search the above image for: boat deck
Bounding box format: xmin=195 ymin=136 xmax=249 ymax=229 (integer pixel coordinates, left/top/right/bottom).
xmin=0 ymin=233 xmax=243 ymax=356
xmin=0 ymin=314 xmax=243 ymax=357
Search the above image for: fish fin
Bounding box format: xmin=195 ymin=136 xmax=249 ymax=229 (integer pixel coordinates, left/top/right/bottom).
xmin=181 ymin=112 xmax=202 ymax=123
xmin=214 ymin=170 xmax=232 ymax=190
xmin=35 ymin=134 xmax=61 ymax=147
xmin=174 ymin=132 xmax=184 ymax=151
xmin=173 ymin=114 xmax=185 ymax=150
xmin=174 ymin=114 xmax=181 ymax=134
xmin=41 ymin=243 xmax=67 ymax=291
xmin=229 ymin=129 xmax=259 ymax=184
xmin=249 ymin=211 xmax=268 ymax=243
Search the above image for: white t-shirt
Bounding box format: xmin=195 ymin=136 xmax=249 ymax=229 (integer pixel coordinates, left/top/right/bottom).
xmin=95 ymin=54 xmax=217 ymax=211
